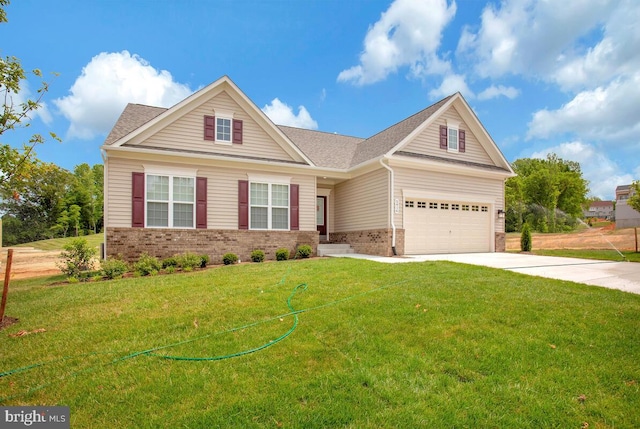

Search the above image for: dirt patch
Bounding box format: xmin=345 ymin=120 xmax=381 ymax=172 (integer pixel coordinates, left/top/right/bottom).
xmin=0 ymin=248 xmax=64 ymax=280
xmin=506 ymin=227 xmax=638 ymax=251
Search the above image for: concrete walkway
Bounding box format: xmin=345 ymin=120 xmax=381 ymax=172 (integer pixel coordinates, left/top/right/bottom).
xmin=326 ymin=252 xmax=640 ymax=295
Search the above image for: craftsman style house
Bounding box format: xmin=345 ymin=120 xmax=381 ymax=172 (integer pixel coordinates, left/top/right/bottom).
xmin=102 ymin=76 xmax=515 ymax=262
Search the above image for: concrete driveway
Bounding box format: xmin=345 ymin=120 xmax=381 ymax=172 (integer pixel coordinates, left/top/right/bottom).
xmin=328 ymin=252 xmax=640 ymax=295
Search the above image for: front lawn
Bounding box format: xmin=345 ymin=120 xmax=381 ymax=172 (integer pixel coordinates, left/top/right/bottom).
xmin=1 ymin=258 xmax=639 ymax=428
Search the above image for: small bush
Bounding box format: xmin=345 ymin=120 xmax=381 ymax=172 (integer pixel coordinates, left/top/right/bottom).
xmin=133 ymin=253 xmax=162 ymax=276
xmin=222 ymin=253 xmax=239 ymax=265
xmin=177 ymin=252 xmax=202 ymax=271
xmin=101 ymin=257 xmax=129 ymax=279
xmin=57 ymin=238 xmax=98 ymax=279
xmin=162 ymin=256 xmax=179 ymax=269
xmin=295 ymin=244 xmax=313 ymax=259
xmin=200 ymin=254 xmax=210 ymax=268
xmin=251 ymin=249 xmax=265 ymax=263
xmin=275 ymin=248 xmax=290 ymax=261
xmin=521 ymin=223 xmax=532 ymax=252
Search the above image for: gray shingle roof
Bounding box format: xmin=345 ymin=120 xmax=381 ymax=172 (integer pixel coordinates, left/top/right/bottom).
xmin=103 ymin=95 xmax=456 ymax=169
xmin=104 ymin=103 xmax=167 ymax=145
xmin=277 ymin=126 xmax=363 ymax=169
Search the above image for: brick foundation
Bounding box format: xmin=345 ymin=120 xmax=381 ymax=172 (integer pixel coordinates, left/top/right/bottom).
xmin=329 ymin=228 xmax=404 ymax=257
xmin=106 ymin=227 xmax=319 ymax=263
xmin=495 ymin=232 xmax=506 ymax=252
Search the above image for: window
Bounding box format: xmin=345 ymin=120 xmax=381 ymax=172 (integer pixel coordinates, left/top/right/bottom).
xmin=250 ymin=182 xmax=289 ymax=230
xmin=216 ymin=117 xmax=231 ymax=142
xmin=452 ymin=204 xmax=460 ymax=210
xmin=405 ymin=200 xmax=414 ymax=208
xmin=481 ymin=206 xmax=488 ymax=212
xmin=440 ymin=203 xmax=449 ymax=210
xmin=462 ymin=205 xmax=469 ymax=211
xmin=146 ymin=175 xmax=195 ymax=228
xmin=417 ymin=201 xmax=426 ymax=208
xmin=448 ymin=127 xmax=458 ymax=151
xmin=472 ymin=205 xmax=479 ymax=212
xmin=429 ymin=202 xmax=437 ymax=209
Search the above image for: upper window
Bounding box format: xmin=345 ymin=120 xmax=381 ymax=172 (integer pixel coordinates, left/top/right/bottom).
xmin=216 ymin=117 xmax=231 ymax=142
xmin=250 ymin=182 xmax=289 ymax=230
xmin=146 ymin=174 xmax=195 ymax=228
xmin=448 ymin=127 xmax=458 ymax=152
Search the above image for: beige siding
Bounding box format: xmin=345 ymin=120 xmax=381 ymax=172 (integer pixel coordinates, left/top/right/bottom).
xmin=106 ymin=157 xmax=316 ymax=230
xmin=140 ymin=90 xmax=303 ymax=163
xmin=403 ymin=106 xmax=494 ymax=166
xmin=334 ymin=168 xmax=389 ymax=231
xmin=394 ymin=167 xmax=505 ymax=233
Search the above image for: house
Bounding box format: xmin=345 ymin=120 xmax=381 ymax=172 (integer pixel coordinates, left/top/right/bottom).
xmin=101 ymin=76 xmax=515 ymax=262
xmin=615 ymin=184 xmax=640 ymax=229
xmin=583 ymin=200 xmax=614 ymax=220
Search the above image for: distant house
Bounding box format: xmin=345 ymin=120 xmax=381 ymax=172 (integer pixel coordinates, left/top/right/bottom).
xmin=583 ymin=200 xmax=614 ymax=219
xmin=101 ymin=76 xmax=515 ymax=262
xmin=615 ymin=185 xmax=640 ymax=229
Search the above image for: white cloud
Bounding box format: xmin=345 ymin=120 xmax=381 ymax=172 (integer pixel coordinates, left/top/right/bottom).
xmin=337 ymin=0 xmax=456 ymax=85
xmin=530 ymin=140 xmax=632 ymax=200
xmin=527 ymin=73 xmax=640 ymax=144
xmin=457 ymin=0 xmax=621 ymax=83
xmin=54 ymin=51 xmax=194 ymax=140
xmin=477 ymin=85 xmax=519 ymax=101
xmin=428 ymin=74 xmax=473 ymax=100
xmin=262 ymin=98 xmax=318 ymax=130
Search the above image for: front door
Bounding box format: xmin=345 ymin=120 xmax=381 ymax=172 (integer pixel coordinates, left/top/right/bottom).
xmin=317 ymin=196 xmax=327 ymax=236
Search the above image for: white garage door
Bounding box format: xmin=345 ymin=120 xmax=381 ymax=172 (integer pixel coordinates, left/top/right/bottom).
xmin=404 ymin=199 xmax=491 ymax=254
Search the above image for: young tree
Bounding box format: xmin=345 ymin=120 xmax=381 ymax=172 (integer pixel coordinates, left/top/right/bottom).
xmin=628 ymin=181 xmax=640 ymax=213
xmin=1 ymin=0 xmax=60 ymax=195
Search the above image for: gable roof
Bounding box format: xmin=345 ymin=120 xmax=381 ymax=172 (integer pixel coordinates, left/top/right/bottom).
xmin=102 ymin=79 xmax=513 ymax=176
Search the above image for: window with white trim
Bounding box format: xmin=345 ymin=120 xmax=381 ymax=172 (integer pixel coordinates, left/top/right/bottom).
xmin=250 ymin=182 xmax=289 ymax=230
xmin=448 ymin=127 xmax=458 ymax=151
xmin=216 ymin=117 xmax=232 ymax=142
xmin=146 ymin=174 xmax=195 ymax=228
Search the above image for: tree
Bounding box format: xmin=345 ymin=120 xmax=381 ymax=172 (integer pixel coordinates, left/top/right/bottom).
xmin=628 ymin=181 xmax=640 ymax=213
xmin=0 ymin=162 xmax=73 ymax=245
xmin=506 ymin=154 xmax=588 ymax=233
xmin=1 ymin=0 xmax=59 ymax=195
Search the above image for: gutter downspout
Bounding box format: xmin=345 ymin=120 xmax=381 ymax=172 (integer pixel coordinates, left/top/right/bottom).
xmin=101 ymin=149 xmax=108 ymax=260
xmin=379 ymin=158 xmax=397 ymax=256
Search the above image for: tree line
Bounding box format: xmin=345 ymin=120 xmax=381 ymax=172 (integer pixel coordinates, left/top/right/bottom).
xmin=1 ymin=162 xmax=103 ymax=246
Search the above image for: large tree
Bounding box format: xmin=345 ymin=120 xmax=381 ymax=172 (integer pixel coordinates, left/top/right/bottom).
xmin=1 ymin=0 xmax=59 ymax=195
xmin=506 ymin=154 xmax=588 ymax=232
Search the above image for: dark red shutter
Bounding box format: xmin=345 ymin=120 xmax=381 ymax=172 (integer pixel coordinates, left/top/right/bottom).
xmin=290 ymin=184 xmax=299 ymax=231
xmin=204 ymin=115 xmax=215 ymax=141
xmin=132 ymin=172 xmax=145 ymax=228
xmin=459 ymin=130 xmax=466 ymax=153
xmin=439 ymin=125 xmax=448 ymax=149
xmin=196 ymin=177 xmax=207 ymax=229
xmin=232 ymin=119 xmax=243 ymax=144
xmin=238 ymin=180 xmax=249 ymax=230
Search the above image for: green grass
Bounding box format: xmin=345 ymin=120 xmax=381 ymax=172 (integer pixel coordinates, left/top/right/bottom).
xmin=1 ymin=258 xmax=639 ymax=428
xmin=529 ymin=249 xmax=640 ymax=263
xmin=13 ymin=233 xmax=103 ymax=251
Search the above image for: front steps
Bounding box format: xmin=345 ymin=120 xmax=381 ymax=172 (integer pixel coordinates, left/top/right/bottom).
xmin=317 ymin=243 xmax=355 ymax=257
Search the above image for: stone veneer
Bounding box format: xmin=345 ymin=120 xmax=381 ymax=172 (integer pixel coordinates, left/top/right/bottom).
xmin=106 ymin=227 xmax=319 ymax=263
xmin=495 ymin=232 xmax=506 ymax=252
xmin=329 ymin=228 xmax=405 ymax=257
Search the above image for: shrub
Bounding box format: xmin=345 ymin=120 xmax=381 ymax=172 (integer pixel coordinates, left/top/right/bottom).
xmin=133 ymin=253 xmax=162 ymax=276
xmin=521 ymin=223 xmax=532 ymax=252
xmin=165 ymin=266 xmax=176 ymax=274
xmin=177 ymin=252 xmax=202 ymax=271
xmin=162 ymin=256 xmax=179 ymax=269
xmin=295 ymin=244 xmax=313 ymax=259
xmin=57 ymin=238 xmax=98 ymax=279
xmin=275 ymin=248 xmax=289 ymax=261
xmin=222 ymin=253 xmax=239 ymax=265
xmin=200 ymin=254 xmax=210 ymax=268
xmin=101 ymin=257 xmax=129 ymax=279
xmin=250 ymin=249 xmax=265 ymax=263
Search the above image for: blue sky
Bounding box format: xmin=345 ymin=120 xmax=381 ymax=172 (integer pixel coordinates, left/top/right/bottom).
xmin=2 ymin=0 xmax=638 ymax=200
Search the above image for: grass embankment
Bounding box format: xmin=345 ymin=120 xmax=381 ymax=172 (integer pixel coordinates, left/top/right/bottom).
xmin=530 ymin=249 xmax=640 ymax=263
xmin=13 ymin=233 xmax=103 ymax=251
xmin=1 ymin=258 xmax=639 ymax=428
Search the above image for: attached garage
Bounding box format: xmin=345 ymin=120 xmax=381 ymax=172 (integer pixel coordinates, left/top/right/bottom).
xmin=403 ymin=198 xmax=492 ymax=254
